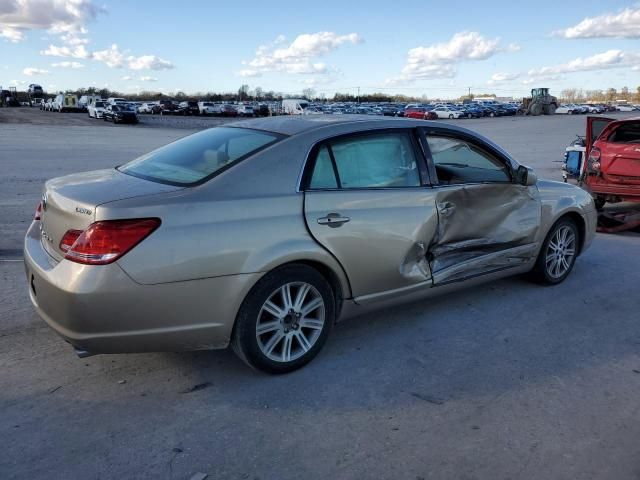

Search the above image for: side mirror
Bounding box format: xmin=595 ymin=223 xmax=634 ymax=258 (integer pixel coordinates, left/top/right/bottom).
xmin=517 ymin=165 xmax=537 ymax=186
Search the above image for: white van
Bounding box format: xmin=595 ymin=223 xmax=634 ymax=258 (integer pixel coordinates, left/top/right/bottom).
xmin=52 ymin=93 xmax=80 ymax=112
xmin=282 ymin=99 xmax=310 ymax=115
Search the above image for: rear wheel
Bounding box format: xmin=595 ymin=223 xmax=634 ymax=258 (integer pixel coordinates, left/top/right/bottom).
xmin=449 ymin=114 xmax=454 ymax=119
xmin=531 ymin=217 xmax=579 ymax=285
xmin=232 ymin=265 xmax=335 ymax=374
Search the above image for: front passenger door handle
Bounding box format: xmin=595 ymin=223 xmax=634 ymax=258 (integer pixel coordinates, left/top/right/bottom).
xmin=437 ymin=202 xmax=456 ymax=217
xmin=317 ymin=213 xmax=350 ymax=228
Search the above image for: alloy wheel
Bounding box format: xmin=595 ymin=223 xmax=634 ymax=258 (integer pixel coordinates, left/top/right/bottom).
xmin=545 ymin=225 xmax=576 ymax=279
xmin=256 ymin=282 xmax=325 ymax=363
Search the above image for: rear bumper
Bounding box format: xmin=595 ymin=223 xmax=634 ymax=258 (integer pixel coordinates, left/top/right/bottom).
xmin=23 ymin=221 xmax=261 ymax=355
xmin=585 ymin=180 xmax=640 ymax=200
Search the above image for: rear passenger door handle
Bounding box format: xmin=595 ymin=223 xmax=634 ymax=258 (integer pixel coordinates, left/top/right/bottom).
xmin=317 ymin=213 xmax=350 ymax=228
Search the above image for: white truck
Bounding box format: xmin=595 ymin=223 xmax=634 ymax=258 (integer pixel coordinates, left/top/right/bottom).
xmin=282 ymin=99 xmax=310 ymax=115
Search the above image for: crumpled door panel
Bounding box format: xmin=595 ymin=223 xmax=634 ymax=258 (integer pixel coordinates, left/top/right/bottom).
xmin=429 ymin=183 xmax=541 ymax=284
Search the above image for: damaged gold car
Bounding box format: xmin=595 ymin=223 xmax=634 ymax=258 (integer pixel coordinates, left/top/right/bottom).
xmin=24 ymin=116 xmax=597 ymax=373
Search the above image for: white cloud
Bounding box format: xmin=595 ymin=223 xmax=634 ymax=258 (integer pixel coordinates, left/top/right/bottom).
xmin=41 ymin=43 xmax=91 ymax=58
xmin=556 ymin=7 xmax=640 ymax=39
xmin=386 ymin=32 xmax=507 ymax=85
xmin=486 ymin=49 xmax=640 ymax=86
xmin=239 ymin=32 xmax=362 ymax=77
xmin=121 ymin=75 xmax=132 ymax=80
xmin=47 ymin=43 xmax=175 ymax=70
xmin=487 ymin=72 xmax=519 ymax=85
xmin=127 ymin=54 xmax=174 ymax=71
xmin=23 ymin=67 xmax=49 ymax=76
xmin=527 ymin=49 xmax=633 ymax=76
xmin=0 ymin=0 xmax=102 ymax=43
xmin=139 ymin=75 xmax=157 ymax=82
xmin=92 ymin=43 xmax=124 ymax=67
xmin=1 ymin=26 xmax=23 ymax=42
xmin=51 ymin=61 xmax=84 ymax=68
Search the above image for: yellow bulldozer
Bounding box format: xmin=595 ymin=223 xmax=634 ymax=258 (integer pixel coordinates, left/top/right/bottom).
xmin=520 ymin=88 xmax=558 ymax=115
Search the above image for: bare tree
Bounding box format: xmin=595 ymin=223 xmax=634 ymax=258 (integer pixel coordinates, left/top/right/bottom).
xmin=302 ymin=88 xmax=316 ymax=100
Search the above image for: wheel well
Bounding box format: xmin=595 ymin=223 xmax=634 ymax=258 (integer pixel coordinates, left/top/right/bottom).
xmin=561 ymin=212 xmax=586 ymax=254
xmin=284 ymin=260 xmax=345 ymax=319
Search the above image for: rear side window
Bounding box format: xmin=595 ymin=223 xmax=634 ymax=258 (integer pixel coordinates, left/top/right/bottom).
xmin=119 ymin=127 xmax=280 ymax=186
xmin=308 ymin=132 xmax=420 ymax=189
xmin=309 ymin=146 xmax=338 ymax=189
xmin=609 ymin=123 xmax=640 ymax=143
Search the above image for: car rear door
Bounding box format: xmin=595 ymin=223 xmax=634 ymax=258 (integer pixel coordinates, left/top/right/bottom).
xmin=303 ymin=129 xmax=439 ymax=302
xmin=420 ymin=127 xmax=541 ymax=285
xmin=594 ymin=120 xmax=640 ymax=185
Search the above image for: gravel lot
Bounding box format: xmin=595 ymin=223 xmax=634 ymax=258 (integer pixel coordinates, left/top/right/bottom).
xmin=1 ymin=109 xmax=639 ymax=480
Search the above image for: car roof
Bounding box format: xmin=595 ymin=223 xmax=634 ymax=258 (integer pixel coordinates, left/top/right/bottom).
xmin=229 ymin=114 xmax=433 ymax=136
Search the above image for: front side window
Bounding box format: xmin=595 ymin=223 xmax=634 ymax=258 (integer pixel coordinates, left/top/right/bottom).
xmin=308 ymin=131 xmax=420 ymax=189
xmin=119 ymin=127 xmax=280 ymax=185
xmin=426 ymin=135 xmax=511 ymax=184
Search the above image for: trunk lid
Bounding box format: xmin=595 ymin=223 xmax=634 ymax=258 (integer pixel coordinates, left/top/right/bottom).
xmin=40 ymin=168 xmax=182 ymax=260
xmin=595 ymin=119 xmax=640 ymax=185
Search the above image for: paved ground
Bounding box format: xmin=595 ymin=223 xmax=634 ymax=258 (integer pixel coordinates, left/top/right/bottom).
xmin=1 ymin=110 xmax=639 ymax=480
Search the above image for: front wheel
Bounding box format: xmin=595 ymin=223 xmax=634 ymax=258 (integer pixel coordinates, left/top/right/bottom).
xmin=232 ymin=265 xmax=335 ymax=374
xmin=531 ymin=218 xmax=579 ymax=285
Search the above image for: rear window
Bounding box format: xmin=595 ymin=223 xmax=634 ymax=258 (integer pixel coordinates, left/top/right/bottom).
xmin=118 ymin=127 xmax=281 ymax=186
xmin=609 ymin=123 xmax=640 ymax=143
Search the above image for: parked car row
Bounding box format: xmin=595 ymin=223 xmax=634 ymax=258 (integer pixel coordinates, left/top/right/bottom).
xmin=554 ymin=103 xmax=632 ymax=115
xmin=294 ymin=100 xmax=521 ymax=119
xmin=133 ymin=100 xmax=268 ymax=117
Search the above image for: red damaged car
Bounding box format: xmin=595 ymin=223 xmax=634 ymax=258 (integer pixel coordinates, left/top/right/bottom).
xmin=404 ymin=107 xmax=438 ymax=121
xmin=584 ymin=116 xmax=640 ymax=208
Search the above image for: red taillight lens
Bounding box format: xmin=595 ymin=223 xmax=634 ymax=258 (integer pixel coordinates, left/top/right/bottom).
xmin=34 ymin=201 xmax=43 ymax=221
xmin=59 ymin=229 xmax=82 ymax=252
xmin=63 ymin=218 xmax=160 ymax=265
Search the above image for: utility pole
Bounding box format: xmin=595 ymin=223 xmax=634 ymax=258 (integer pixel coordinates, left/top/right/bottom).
xmin=357 ymin=86 xmax=360 ymax=104
xmin=468 ymin=86 xmax=471 ymax=98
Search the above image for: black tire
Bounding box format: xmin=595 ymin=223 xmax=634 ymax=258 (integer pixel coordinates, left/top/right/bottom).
xmin=231 ymin=264 xmax=335 ymax=374
xmin=530 ymin=217 xmax=580 ymax=285
xmin=449 ymin=114 xmax=454 ymax=119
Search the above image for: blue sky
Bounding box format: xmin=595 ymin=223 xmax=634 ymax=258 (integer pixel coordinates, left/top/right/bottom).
xmin=1 ymin=0 xmax=639 ymax=98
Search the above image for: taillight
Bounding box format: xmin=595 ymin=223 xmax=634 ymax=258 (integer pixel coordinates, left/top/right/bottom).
xmin=59 ymin=230 xmax=82 ymax=253
xmin=34 ymin=201 xmax=43 ymax=221
xmin=588 ymin=147 xmax=601 ymax=173
xmin=62 ymin=218 xmax=160 ymax=265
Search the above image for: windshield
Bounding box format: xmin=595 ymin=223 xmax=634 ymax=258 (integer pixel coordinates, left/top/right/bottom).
xmin=95 ymin=102 xmax=104 ymax=107
xmin=118 ymin=127 xmax=281 ymax=186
